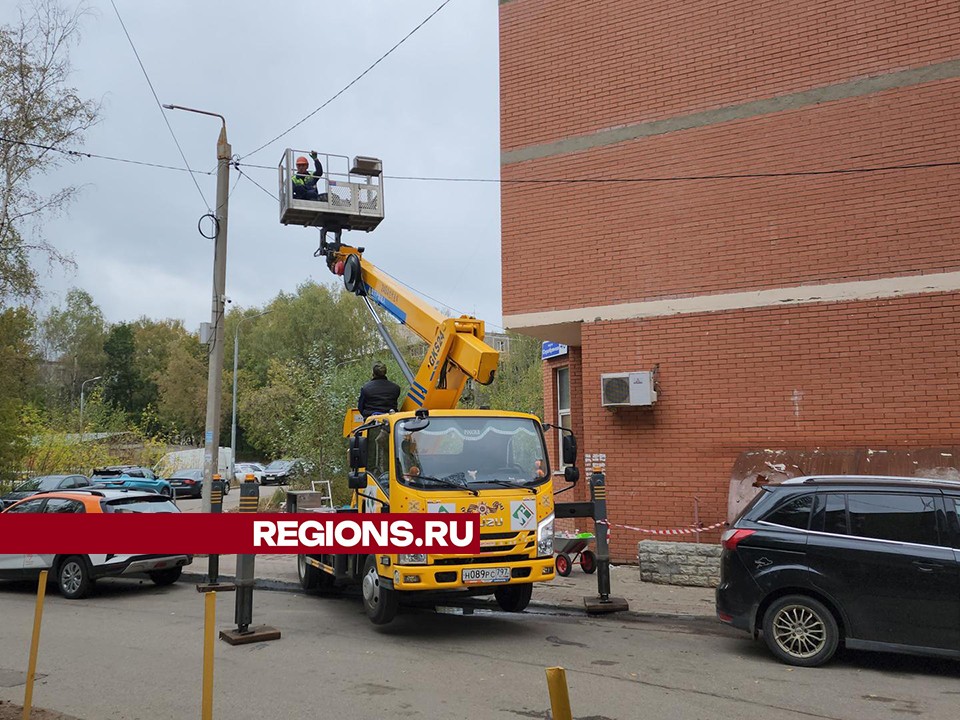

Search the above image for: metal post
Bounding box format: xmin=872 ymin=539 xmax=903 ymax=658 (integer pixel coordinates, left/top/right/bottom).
xmin=694 ymin=496 xmax=701 ymax=544
xmin=582 ymin=468 xmax=629 ymax=613
xmin=235 ymin=478 xmax=257 ymax=633
xmin=230 ymin=330 xmax=239 ymax=484
xmin=545 ymin=667 xmax=574 ymax=720
xmin=23 ymin=570 xmax=48 ymax=720
xmin=201 ymin=591 xmax=216 ymax=720
xmin=209 ymin=476 xmax=224 ymax=583
xmin=79 ymin=375 xmax=102 ymax=444
xmin=591 ymin=470 xmax=612 ymax=601
xmin=220 ymin=476 xmax=280 ymax=645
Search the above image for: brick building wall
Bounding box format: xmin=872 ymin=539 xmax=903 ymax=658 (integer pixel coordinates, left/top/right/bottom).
xmin=499 ymin=0 xmax=960 ymax=561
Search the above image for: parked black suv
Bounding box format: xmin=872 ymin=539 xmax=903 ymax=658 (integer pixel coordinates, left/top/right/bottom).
xmin=716 ymin=475 xmax=960 ymax=667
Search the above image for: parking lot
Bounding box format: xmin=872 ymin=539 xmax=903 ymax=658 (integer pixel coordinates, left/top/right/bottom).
xmin=1 ymin=580 xmax=957 ymax=720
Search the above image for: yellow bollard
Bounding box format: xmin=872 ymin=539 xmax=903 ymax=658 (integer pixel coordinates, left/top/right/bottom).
xmin=23 ymin=570 xmax=48 ymax=720
xmin=545 ymin=666 xmax=573 ymax=720
xmin=202 ymin=591 xmax=216 ymax=720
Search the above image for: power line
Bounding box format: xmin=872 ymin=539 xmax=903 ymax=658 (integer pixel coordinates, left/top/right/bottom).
xmin=0 ymin=135 xmax=215 ymax=175
xmin=109 ymin=0 xmax=211 ymax=211
xmin=239 ymin=0 xmax=453 ymax=161
xmin=233 ymin=159 xmax=960 ymax=184
xmin=236 ymin=167 xmax=278 ymax=201
xmin=3 ymin=132 xmax=957 ymax=188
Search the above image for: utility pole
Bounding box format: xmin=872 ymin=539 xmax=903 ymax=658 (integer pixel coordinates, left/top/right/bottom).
xmin=163 ymin=104 xmax=230 ymax=518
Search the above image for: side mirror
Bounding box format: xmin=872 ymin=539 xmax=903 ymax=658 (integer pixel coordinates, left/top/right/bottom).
xmin=348 ymin=435 xmax=368 ymax=471
xmin=561 ymin=433 xmax=577 ymax=466
xmin=564 ymin=466 xmax=580 ymax=484
xmin=347 ymin=471 xmax=367 ymax=490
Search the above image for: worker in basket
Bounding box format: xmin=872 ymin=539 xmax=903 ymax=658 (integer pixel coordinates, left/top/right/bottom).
xmin=292 ymin=151 xmax=325 ymax=201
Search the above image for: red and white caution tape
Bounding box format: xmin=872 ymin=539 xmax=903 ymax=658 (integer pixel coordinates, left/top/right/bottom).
xmin=597 ymin=520 xmax=726 ymax=535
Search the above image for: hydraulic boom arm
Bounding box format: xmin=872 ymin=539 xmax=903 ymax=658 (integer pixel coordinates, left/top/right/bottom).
xmin=324 ymin=243 xmax=498 ymax=412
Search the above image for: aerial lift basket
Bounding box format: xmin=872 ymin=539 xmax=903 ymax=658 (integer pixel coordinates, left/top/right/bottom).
xmin=278 ymin=148 xmax=384 ymax=232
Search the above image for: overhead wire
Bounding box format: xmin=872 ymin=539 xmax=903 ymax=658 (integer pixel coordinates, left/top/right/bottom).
xmin=109 ymin=0 xmax=211 ymax=211
xmin=232 ymin=159 xmax=960 ymax=184
xmin=5 ymin=133 xmax=952 ymax=186
xmin=238 ymin=0 xmax=453 ymax=161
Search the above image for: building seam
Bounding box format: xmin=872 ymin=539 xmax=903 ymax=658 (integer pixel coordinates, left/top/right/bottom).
xmin=501 ymin=58 xmax=960 ymax=165
xmin=503 ymin=271 xmax=960 ymax=329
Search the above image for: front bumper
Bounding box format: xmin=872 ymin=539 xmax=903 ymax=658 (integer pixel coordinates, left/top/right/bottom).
xmin=95 ymin=555 xmax=192 ymax=579
xmin=388 ymin=556 xmax=556 ymax=591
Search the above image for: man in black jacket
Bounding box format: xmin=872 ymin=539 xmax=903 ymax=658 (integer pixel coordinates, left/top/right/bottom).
xmin=358 ymin=362 xmax=401 ymax=418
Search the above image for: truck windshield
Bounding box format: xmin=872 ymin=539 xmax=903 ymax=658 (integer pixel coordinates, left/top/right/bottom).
xmin=394 ymin=416 xmax=549 ymax=492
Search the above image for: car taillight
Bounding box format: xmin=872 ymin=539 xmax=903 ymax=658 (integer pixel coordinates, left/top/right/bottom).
xmin=721 ymin=528 xmax=755 ymax=551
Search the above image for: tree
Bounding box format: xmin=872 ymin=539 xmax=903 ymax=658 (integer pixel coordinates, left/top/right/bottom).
xmin=0 ymin=306 xmax=38 ymax=479
xmin=0 ymin=0 xmax=100 ymax=300
xmin=102 ymin=322 xmax=144 ymax=415
xmin=461 ymin=333 xmax=544 ymax=417
xmin=40 ymin=287 xmax=106 ymax=402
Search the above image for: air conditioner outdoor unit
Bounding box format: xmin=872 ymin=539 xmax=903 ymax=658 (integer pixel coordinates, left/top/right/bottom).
xmin=601 ymin=371 xmax=657 ymax=407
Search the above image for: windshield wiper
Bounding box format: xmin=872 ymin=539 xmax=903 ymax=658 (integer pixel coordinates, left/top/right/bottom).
xmin=414 ymin=474 xmax=479 ymax=496
xmin=482 ymin=479 xmax=537 ymax=495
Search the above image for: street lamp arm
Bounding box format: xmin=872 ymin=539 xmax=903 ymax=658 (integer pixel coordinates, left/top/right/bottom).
xmin=162 ymin=104 xmax=226 ymax=131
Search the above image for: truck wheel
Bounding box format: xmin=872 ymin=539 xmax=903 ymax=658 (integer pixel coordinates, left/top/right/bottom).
xmin=555 ymin=554 xmax=572 ymax=577
xmin=298 ymin=555 xmax=336 ymax=595
xmin=58 ymin=556 xmax=94 ymax=599
xmin=494 ymin=583 xmax=532 ymax=613
xmin=361 ymin=555 xmax=398 ymax=624
xmin=580 ymin=550 xmax=597 ymax=574
xmin=149 ymin=567 xmax=182 ymax=586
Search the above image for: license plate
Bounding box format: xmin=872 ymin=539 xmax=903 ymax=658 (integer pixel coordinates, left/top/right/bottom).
xmin=462 ymin=567 xmax=511 ymax=585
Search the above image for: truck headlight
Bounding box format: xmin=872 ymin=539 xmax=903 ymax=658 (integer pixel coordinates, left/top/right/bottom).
xmin=398 ymin=554 xmax=427 ymax=565
xmin=537 ymin=513 xmax=554 ymax=558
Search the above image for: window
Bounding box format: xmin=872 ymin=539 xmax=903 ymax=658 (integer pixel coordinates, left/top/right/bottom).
xmin=44 ymin=498 xmax=85 ymax=513
xmin=366 ymin=424 xmax=390 ymax=497
xmin=557 ymin=367 xmax=571 ymax=467
xmin=5 ymin=498 xmax=45 ymax=513
xmin=822 ymin=493 xmax=847 ymax=534
xmin=763 ymin=494 xmax=813 ymax=529
xmin=846 ymin=493 xmax=940 ymax=546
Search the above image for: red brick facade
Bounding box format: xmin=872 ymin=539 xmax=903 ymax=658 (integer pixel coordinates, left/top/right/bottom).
xmin=499 ymin=0 xmax=960 ymax=560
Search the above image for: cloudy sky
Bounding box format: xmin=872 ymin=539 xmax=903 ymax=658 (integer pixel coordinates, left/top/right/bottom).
xmin=8 ymin=0 xmax=503 ymax=329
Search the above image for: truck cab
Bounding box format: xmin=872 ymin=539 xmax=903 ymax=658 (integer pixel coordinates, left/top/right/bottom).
xmin=300 ymin=408 xmax=559 ymax=623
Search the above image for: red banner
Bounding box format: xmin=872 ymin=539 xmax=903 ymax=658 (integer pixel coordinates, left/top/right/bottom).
xmin=0 ymin=513 xmax=480 ymax=555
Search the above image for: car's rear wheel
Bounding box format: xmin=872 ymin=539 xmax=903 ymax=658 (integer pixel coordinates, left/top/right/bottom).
xmin=494 ymin=583 xmax=533 ymax=613
xmin=361 ymin=555 xmax=398 ymax=624
xmin=762 ymin=595 xmax=839 ymax=667
xmin=149 ymin=567 xmax=182 ymax=586
xmin=58 ymin=556 xmax=93 ymax=599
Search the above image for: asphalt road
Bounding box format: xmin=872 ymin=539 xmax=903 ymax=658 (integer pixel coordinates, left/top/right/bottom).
xmin=175 ymin=486 xmax=242 ymax=512
xmin=0 ymin=582 xmax=957 ymax=720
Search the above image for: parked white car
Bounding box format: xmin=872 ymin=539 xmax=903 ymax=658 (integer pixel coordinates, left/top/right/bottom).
xmin=0 ymin=488 xmax=192 ymax=599
xmin=234 ymin=462 xmax=265 ymax=483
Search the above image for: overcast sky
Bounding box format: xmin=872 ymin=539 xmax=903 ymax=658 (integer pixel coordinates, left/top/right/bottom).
xmin=7 ymin=0 xmax=503 ymax=330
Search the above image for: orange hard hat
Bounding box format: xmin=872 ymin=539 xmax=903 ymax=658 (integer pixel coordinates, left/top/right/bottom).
xmin=295 ymin=156 xmax=309 ymax=166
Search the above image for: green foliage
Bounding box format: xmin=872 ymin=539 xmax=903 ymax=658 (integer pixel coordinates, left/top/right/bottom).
xmin=40 ymin=288 xmax=107 ymax=402
xmin=461 ymin=333 xmax=544 ymax=418
xmin=0 ymin=307 xmax=39 ymax=480
xmin=103 ymin=323 xmax=146 ymax=414
xmin=0 ymin=1 xmax=100 ymax=301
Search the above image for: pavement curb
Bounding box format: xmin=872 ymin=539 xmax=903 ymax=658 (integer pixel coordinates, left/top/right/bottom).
xmin=181 ymin=571 xmax=718 ymax=624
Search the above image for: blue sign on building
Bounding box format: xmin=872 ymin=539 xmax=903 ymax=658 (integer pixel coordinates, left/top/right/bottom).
xmin=541 ymin=341 xmax=568 ymax=360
